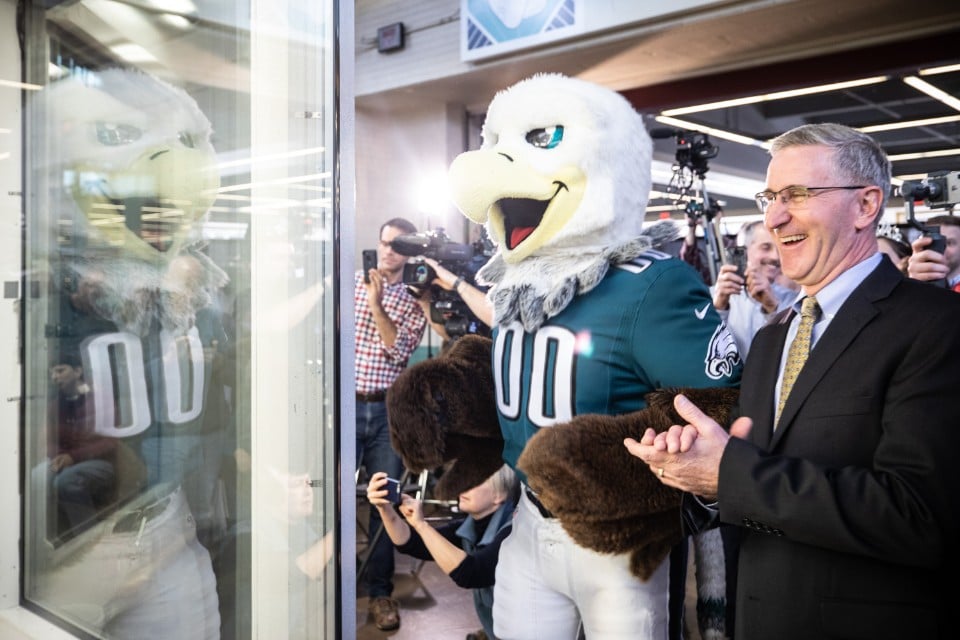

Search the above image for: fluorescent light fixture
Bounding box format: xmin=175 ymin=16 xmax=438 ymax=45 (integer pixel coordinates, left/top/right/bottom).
xmin=655 ymin=115 xmax=770 ymax=148
xmin=902 ymin=76 xmax=960 ymax=113
xmin=0 ymin=128 xmax=10 ymax=134
xmin=160 ymin=14 xmax=193 ymax=29
xmin=858 ymin=114 xmax=960 ymax=133
xmin=0 ymin=152 xmax=9 ymax=161
xmin=650 ymin=159 xmax=765 ymax=201
xmin=214 ymin=146 xmax=326 ymax=171
xmin=661 ymin=76 xmax=888 ymax=116
xmin=217 ymin=172 xmax=330 ymax=193
xmin=0 ymin=78 xmax=43 ymax=91
xmin=888 ymin=148 xmax=960 ymax=161
xmin=919 ymin=63 xmax=960 ymax=76
xmin=48 ymin=63 xmax=69 ymax=80
xmin=110 ymin=43 xmax=158 ymax=63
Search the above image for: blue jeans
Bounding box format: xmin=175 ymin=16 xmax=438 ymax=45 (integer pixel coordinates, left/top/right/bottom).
xmin=356 ymin=399 xmax=403 ymax=598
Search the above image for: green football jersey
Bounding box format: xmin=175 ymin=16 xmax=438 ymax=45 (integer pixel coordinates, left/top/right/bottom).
xmin=492 ymin=250 xmax=742 ymax=470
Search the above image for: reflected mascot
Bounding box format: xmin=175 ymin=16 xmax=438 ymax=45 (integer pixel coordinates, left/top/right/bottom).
xmin=388 ymin=74 xmax=742 ymax=639
xmin=34 ymin=68 xmax=225 ymax=639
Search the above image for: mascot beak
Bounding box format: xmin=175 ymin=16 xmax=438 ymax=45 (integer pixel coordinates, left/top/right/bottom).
xmin=448 ymin=148 xmax=585 ymax=264
xmin=72 ymin=144 xmax=219 ymax=257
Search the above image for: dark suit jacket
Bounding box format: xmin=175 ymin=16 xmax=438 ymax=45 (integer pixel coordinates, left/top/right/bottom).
xmin=717 ymin=257 xmax=960 ymax=639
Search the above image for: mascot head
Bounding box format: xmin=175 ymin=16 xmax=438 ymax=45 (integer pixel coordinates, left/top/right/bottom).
xmin=41 ymin=68 xmax=220 ymax=260
xmin=448 ymin=74 xmax=652 ymax=264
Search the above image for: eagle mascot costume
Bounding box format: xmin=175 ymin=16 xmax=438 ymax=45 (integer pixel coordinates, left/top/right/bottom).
xmin=33 ymin=68 xmax=226 ymax=639
xmin=388 ymin=74 xmax=742 ymax=638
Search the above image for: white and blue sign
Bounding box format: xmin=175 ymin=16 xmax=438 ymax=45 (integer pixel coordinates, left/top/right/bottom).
xmin=461 ymin=0 xmax=580 ymax=61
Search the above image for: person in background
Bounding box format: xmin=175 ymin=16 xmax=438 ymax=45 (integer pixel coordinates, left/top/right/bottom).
xmin=875 ymin=221 xmax=912 ymax=274
xmin=680 ymin=210 xmax=735 ymax=286
xmin=354 ymin=216 xmax=428 ymax=631
xmin=711 ymin=220 xmax=794 ymax=359
xmin=367 ymin=465 xmax=519 ymax=640
xmin=907 ymin=214 xmax=960 ymax=291
xmin=43 ymin=351 xmax=117 ymax=533
xmin=626 ymin=122 xmax=960 ymax=639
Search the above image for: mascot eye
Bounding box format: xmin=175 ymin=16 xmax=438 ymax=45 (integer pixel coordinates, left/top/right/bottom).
xmin=178 ymin=131 xmax=197 ymax=148
xmin=96 ymin=121 xmax=142 ymax=146
xmin=525 ymin=125 xmax=564 ymax=149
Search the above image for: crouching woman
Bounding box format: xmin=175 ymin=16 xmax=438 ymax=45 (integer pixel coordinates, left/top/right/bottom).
xmin=367 ymin=465 xmax=518 ymax=640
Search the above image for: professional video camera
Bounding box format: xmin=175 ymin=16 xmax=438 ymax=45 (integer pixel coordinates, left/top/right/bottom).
xmin=652 ymin=126 xmax=725 ymax=283
xmin=390 ymin=228 xmax=493 ymax=338
xmin=651 ymin=127 xmax=720 ymax=179
xmin=898 ymin=170 xmax=959 ymax=288
xmin=899 ymin=170 xmax=960 ymax=211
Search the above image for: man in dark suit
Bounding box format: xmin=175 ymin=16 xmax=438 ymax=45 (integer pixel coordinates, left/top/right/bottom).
xmin=625 ymin=123 xmax=960 ymax=639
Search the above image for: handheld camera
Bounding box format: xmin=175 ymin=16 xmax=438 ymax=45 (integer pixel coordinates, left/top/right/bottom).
xmin=725 ymin=246 xmax=748 ymax=279
xmin=383 ymin=477 xmax=402 ymax=506
xmin=361 ymin=249 xmax=378 ymax=283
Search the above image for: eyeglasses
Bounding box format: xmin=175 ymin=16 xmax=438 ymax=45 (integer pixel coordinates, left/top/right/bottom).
xmin=754 ymin=185 xmax=866 ymax=214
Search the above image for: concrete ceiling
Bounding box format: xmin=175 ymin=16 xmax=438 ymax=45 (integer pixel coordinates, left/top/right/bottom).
xmin=358 ymin=0 xmax=960 ymax=219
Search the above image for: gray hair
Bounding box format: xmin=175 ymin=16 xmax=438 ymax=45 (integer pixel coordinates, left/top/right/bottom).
xmin=487 ymin=464 xmax=519 ymax=502
xmin=738 ymin=220 xmax=765 ymax=247
xmin=769 ymin=123 xmax=891 ymax=213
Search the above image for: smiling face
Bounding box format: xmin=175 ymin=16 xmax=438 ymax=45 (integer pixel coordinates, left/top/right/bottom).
xmin=746 ymin=225 xmax=781 ymax=284
xmin=447 ymin=74 xmax=652 ymax=264
xmin=763 ymin=145 xmax=881 ymax=294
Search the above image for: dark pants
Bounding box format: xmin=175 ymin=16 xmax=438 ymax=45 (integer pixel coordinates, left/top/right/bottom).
xmin=356 ymin=399 xmax=404 ymax=598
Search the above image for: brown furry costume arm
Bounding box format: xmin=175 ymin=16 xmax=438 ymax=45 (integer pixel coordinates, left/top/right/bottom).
xmin=385 ymin=335 xmax=505 ymax=499
xmin=517 ymin=386 xmax=739 ymax=580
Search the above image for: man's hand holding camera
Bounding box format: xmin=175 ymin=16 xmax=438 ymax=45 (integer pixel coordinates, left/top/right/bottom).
xmin=907 ymin=234 xmax=949 ymax=283
xmin=713 ymin=262 xmax=780 ymax=314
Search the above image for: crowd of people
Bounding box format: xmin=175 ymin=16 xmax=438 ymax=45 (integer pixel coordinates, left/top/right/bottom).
xmin=356 ymin=117 xmax=958 ymax=640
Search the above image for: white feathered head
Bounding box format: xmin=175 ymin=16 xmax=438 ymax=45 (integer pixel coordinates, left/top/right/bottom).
xmin=448 ymin=73 xmax=653 ymax=264
xmin=38 ymin=68 xmax=220 ymax=260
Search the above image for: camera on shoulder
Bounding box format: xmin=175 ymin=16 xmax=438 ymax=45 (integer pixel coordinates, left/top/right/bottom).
xmin=390 ymin=228 xmax=493 ymax=338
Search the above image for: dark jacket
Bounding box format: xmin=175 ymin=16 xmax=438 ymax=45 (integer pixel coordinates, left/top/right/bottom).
xmin=718 ymin=257 xmax=960 ymax=639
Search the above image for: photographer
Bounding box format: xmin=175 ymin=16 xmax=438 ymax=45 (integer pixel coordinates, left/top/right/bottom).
xmin=712 ymin=221 xmax=794 ymax=358
xmin=367 ymin=465 xmax=518 ymax=640
xmin=907 ymin=215 xmax=960 ymax=291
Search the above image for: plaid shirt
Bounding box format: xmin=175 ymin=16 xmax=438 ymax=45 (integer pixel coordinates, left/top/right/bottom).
xmin=354 ymin=271 xmax=427 ymax=394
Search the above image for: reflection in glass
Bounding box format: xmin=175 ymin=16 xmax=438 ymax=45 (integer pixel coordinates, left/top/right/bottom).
xmin=21 ymin=1 xmax=340 ymax=638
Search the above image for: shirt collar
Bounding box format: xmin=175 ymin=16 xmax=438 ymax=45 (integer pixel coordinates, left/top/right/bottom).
xmin=789 ymin=252 xmax=882 ymax=319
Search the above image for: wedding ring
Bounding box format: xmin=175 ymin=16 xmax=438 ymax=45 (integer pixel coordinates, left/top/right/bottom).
xmin=658 ymin=467 xmax=665 ymax=478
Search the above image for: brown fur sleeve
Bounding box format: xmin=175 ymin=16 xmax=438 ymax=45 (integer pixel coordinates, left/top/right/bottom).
xmin=517 ymin=387 xmax=739 ymax=579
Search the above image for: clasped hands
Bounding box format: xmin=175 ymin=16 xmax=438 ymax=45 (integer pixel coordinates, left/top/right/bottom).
xmin=623 ymin=394 xmax=753 ymax=500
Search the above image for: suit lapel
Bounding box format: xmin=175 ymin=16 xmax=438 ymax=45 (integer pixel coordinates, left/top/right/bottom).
xmin=747 ymin=311 xmax=792 ymax=451
xmin=769 ymin=259 xmax=900 ymax=449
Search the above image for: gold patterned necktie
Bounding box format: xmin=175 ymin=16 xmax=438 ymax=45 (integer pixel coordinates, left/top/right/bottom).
xmin=776 ymin=296 xmax=821 ymax=427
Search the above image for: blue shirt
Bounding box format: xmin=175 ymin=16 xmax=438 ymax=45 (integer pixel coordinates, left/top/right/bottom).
xmin=774 ymin=253 xmax=882 ymax=412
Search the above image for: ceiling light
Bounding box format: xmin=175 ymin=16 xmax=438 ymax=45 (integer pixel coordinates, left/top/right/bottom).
xmin=902 ymin=76 xmax=960 ymax=113
xmin=109 ymin=43 xmax=158 ymax=64
xmin=887 ymin=148 xmax=960 ymax=161
xmin=918 ymin=63 xmax=960 ymax=76
xmin=858 ymin=114 xmax=960 ymax=133
xmin=654 ymin=116 xmax=769 ymax=148
xmin=661 ymin=76 xmax=888 ymax=116
xmin=0 ymin=78 xmax=43 ymax=91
